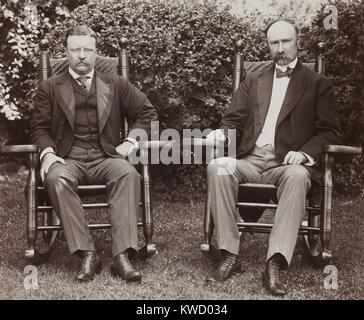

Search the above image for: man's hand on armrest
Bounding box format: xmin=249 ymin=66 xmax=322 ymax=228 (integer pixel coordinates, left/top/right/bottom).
xmin=40 ymin=147 xmax=55 ymax=162
xmin=282 ymin=151 xmax=308 ymax=165
xmin=299 ymin=152 xmax=316 ymax=166
xmin=40 ymin=153 xmax=66 ymax=182
xmin=115 ymin=138 xmax=139 ymax=159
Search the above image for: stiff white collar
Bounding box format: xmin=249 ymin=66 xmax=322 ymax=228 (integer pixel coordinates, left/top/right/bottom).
xmin=68 ymin=67 xmax=94 ymax=80
xmin=275 ymin=57 xmax=298 ymax=72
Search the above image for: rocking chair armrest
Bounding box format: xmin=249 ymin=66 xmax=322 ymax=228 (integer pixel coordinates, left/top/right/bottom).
xmin=139 ymin=139 xmax=219 ymax=149
xmin=0 ymin=144 xmax=40 ymax=154
xmin=181 ymin=138 xmax=216 ymax=147
xmin=0 ymin=145 xmax=39 ymax=184
xmin=322 ymin=145 xmax=362 ymax=155
xmin=139 ymin=140 xmax=177 ymax=150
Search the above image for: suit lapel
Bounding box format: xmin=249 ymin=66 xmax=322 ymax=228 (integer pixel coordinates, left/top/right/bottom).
xmin=96 ymin=71 xmax=114 ymax=133
xmin=254 ymin=63 xmax=274 ymax=138
xmin=276 ymin=62 xmax=307 ymax=127
xmin=55 ymin=72 xmax=75 ymax=131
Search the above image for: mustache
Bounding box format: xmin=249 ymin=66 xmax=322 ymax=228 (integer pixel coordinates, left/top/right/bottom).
xmin=275 ymin=53 xmax=286 ymax=59
xmin=274 ymin=54 xmax=289 ymax=62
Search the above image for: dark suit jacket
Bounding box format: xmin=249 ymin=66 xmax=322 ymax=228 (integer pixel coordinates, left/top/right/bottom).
xmin=31 ymin=71 xmax=157 ymax=157
xmin=221 ymin=61 xmax=342 ymax=202
xmin=222 ymin=61 xmax=342 ymax=160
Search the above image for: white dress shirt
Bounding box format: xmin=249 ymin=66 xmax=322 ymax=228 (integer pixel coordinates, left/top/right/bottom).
xmin=255 ymin=58 xmax=315 ymax=165
xmin=255 ymin=58 xmax=297 ymax=148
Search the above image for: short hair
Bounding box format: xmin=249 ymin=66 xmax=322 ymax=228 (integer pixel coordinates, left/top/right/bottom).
xmin=65 ymin=25 xmax=97 ymax=46
xmin=264 ymin=18 xmax=299 ymax=37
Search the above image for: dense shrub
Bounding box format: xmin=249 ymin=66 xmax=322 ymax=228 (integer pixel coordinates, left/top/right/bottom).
xmin=306 ymin=0 xmax=364 ymax=195
xmin=0 ymin=0 xmax=85 ymax=144
xmin=0 ymin=0 xmax=362 ymax=198
xmin=49 ymin=0 xmax=271 ymax=132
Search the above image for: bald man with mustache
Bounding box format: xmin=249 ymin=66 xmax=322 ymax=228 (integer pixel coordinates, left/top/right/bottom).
xmin=206 ymin=19 xmax=341 ymax=295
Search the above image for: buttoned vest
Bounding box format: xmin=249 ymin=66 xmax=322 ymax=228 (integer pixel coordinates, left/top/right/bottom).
xmin=71 ymin=76 xmax=100 ymax=149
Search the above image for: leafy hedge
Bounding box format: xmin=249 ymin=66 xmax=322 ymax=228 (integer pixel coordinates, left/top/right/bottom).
xmin=306 ymin=0 xmax=364 ymax=195
xmin=0 ymin=0 xmax=363 ymax=198
xmin=49 ymin=0 xmax=270 ymax=132
xmin=0 ymin=0 xmax=86 ymax=144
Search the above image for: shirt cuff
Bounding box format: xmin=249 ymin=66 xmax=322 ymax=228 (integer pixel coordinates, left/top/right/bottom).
xmin=300 ymin=151 xmax=316 ymax=166
xmin=124 ymin=137 xmax=139 ymax=149
xmin=40 ymin=147 xmax=55 ymax=162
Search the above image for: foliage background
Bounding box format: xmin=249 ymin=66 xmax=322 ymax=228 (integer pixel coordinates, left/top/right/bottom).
xmin=0 ymin=0 xmax=363 ymax=199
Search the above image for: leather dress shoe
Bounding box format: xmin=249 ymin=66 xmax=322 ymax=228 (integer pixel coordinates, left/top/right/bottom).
xmin=207 ymin=251 xmax=240 ymax=283
xmin=110 ymin=252 xmax=142 ymax=283
xmin=75 ymin=251 xmax=102 ymax=283
xmin=262 ymin=254 xmax=287 ymax=296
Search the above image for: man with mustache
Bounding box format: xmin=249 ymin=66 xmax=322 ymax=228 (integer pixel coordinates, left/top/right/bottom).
xmin=206 ymin=19 xmax=341 ymax=295
xmin=31 ymin=25 xmax=157 ymax=283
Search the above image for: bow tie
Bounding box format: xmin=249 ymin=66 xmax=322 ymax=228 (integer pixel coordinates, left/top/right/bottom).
xmin=276 ymin=67 xmax=293 ymax=78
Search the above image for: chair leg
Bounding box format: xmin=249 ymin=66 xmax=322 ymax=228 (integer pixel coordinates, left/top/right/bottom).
xmin=25 ymin=153 xmax=38 ymax=263
xmin=304 ymin=153 xmax=334 ymax=267
xmin=320 ymin=152 xmax=333 ymax=264
xmin=38 ymin=210 xmax=59 ymax=256
xmin=200 ymin=188 xmax=221 ymax=261
xmin=304 ymin=211 xmax=332 ymax=267
xmin=25 ymin=201 xmax=37 ymax=262
xmin=308 ymin=214 xmax=321 ymax=255
xmin=139 ymin=164 xmax=156 ymax=260
xmin=303 ymin=213 xmax=321 ymax=265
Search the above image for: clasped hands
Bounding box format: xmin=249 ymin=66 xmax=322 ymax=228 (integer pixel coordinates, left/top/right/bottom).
xmin=206 ymin=129 xmax=307 ymax=165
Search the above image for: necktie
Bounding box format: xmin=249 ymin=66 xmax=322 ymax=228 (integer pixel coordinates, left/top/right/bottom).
xmin=77 ymin=76 xmax=90 ymax=91
xmin=276 ymin=67 xmax=293 ymax=78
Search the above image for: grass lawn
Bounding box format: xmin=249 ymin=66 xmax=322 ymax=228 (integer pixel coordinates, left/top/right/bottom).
xmin=0 ymin=165 xmax=363 ymax=300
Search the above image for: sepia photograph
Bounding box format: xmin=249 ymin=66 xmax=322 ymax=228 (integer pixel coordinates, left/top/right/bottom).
xmin=0 ymin=0 xmax=363 ymax=305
